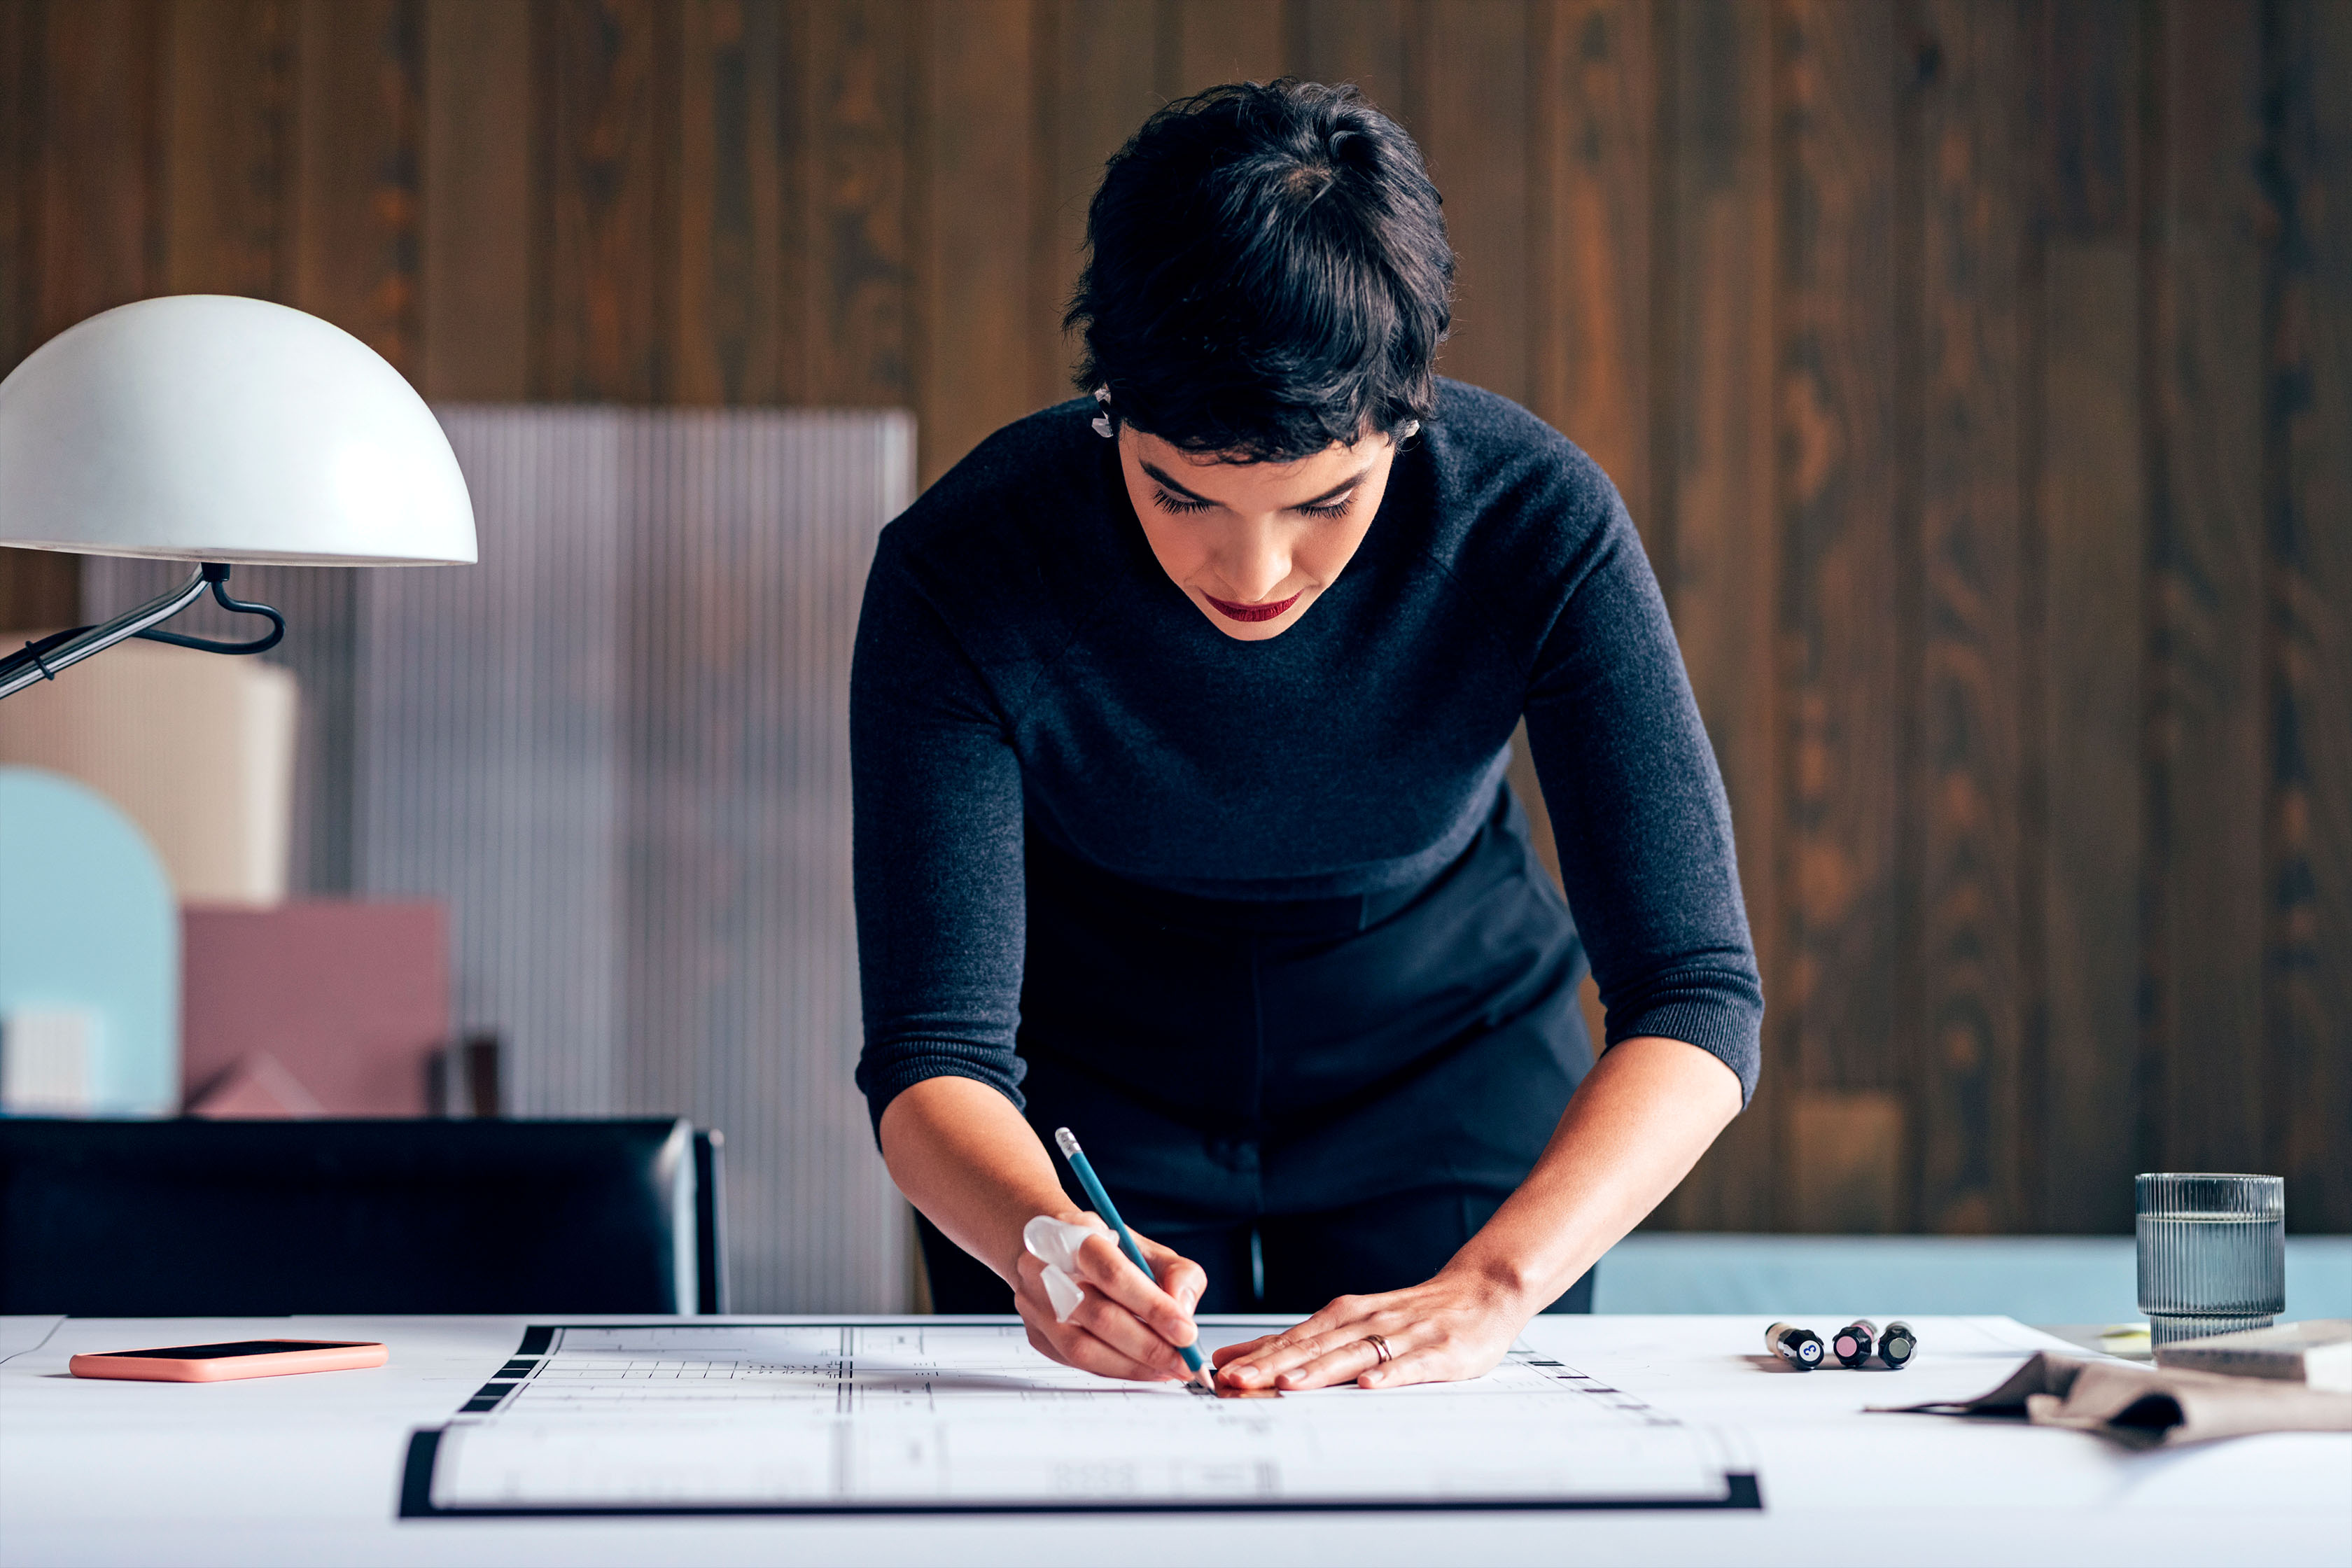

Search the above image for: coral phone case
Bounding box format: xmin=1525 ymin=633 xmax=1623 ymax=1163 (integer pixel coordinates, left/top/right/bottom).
xmin=69 ymin=1339 xmax=388 ymax=1382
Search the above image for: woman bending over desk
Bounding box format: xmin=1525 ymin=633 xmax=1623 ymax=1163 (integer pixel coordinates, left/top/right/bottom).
xmin=851 ymin=80 xmax=1760 ymax=1392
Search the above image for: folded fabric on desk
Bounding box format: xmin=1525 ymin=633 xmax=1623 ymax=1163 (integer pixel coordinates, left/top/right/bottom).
xmin=1875 ymin=1351 xmax=2352 ymax=1449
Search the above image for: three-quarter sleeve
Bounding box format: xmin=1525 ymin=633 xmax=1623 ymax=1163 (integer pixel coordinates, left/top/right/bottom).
xmin=1518 ymin=482 xmax=1765 ymax=1102
xmin=850 ymin=529 xmax=1031 ymax=1135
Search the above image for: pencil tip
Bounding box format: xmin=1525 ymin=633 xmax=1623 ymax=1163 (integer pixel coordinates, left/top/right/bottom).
xmin=1053 ymin=1127 xmax=1080 ymax=1157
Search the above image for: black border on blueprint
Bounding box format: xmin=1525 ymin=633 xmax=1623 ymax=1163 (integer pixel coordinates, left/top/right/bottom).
xmin=397 ymin=1322 xmax=1765 ymax=1518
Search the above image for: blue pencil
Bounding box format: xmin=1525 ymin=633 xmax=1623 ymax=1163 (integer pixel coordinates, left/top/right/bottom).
xmin=1053 ymin=1126 xmax=1212 ymax=1385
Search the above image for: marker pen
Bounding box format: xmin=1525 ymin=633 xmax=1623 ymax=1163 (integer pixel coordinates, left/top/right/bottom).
xmin=1831 ymin=1320 xmax=1877 ymax=1368
xmin=1764 ymin=1322 xmax=1824 ymax=1371
xmin=1877 ymin=1320 xmax=1918 ymax=1369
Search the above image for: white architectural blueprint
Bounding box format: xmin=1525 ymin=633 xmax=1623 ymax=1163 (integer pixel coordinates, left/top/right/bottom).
xmin=407 ymin=1321 xmax=1754 ymax=1513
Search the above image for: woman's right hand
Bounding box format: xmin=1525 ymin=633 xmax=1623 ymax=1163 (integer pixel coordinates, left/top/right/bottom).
xmin=1011 ymin=1212 xmax=1208 ymax=1382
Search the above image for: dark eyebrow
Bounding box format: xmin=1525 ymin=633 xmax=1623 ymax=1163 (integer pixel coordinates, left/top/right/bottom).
xmin=1140 ymin=459 xmax=1376 ymax=512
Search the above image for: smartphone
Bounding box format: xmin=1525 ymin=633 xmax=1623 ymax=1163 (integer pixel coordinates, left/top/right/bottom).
xmin=69 ymin=1339 xmax=388 ymax=1382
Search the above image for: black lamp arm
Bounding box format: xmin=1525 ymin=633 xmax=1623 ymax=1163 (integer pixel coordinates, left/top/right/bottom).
xmin=132 ymin=563 xmax=286 ymax=656
xmin=0 ymin=563 xmax=285 ymax=700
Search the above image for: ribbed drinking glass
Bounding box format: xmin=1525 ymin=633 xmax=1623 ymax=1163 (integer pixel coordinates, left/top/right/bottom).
xmin=2136 ymin=1173 xmax=2285 ymax=1347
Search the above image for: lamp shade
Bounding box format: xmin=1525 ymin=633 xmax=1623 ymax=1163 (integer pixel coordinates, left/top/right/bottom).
xmin=0 ymin=295 xmax=475 ymax=566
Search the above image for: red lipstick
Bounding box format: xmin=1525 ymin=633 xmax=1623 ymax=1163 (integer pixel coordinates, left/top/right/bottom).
xmin=1203 ymin=590 xmax=1303 ymax=623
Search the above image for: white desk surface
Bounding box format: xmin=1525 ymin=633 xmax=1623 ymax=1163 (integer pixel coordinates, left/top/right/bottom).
xmin=2 ymin=1312 xmax=2344 ymax=1567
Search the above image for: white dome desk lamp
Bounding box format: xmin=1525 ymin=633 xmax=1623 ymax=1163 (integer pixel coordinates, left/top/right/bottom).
xmin=0 ymin=295 xmax=476 ymax=701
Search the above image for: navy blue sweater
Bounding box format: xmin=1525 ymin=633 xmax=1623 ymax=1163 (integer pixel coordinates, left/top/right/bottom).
xmin=851 ymin=381 xmax=1763 ymax=1130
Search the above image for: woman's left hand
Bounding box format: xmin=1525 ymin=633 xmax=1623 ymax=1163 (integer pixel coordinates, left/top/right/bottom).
xmin=1209 ymin=1265 xmax=1536 ymax=1392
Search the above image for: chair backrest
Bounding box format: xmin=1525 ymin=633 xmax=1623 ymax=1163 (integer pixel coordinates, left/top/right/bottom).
xmin=0 ymin=1116 xmax=729 ymax=1315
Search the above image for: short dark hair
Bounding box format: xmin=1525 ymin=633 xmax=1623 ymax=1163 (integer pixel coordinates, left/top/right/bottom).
xmin=1067 ymin=80 xmax=1452 ymax=462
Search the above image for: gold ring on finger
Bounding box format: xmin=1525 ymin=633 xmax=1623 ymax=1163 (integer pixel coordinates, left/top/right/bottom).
xmin=1364 ymin=1333 xmax=1393 ymax=1366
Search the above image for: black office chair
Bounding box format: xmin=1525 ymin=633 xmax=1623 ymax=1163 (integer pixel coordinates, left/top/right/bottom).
xmin=0 ymin=1117 xmax=729 ymax=1316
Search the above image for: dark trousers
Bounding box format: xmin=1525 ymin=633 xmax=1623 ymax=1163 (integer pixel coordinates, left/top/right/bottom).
xmin=918 ymin=1197 xmax=1595 ymax=1315
xmin=921 ymin=783 xmax=1598 ymax=1319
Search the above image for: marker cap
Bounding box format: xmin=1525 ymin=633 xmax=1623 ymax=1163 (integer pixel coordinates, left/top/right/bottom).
xmin=1831 ymin=1320 xmax=1876 ymax=1368
xmin=1764 ymin=1321 xmax=1824 ymax=1369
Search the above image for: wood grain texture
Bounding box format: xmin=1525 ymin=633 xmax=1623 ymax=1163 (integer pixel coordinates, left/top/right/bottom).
xmin=1417 ymin=0 xmax=1532 ymax=405
xmin=1776 ymin=0 xmax=1905 ymax=1122
xmin=1655 ymin=0 xmax=1779 ymax=1231
xmin=1531 ymin=1 xmax=1653 ymax=533
xmin=536 ymin=0 xmax=668 ymax=400
xmin=2267 ymin=0 xmax=2351 ymax=1231
xmin=2143 ymin=0 xmax=2267 ymax=1171
xmin=0 ymin=4 xmax=69 ymax=634
xmin=0 ymin=0 xmax=43 ymax=374
xmin=912 ymin=0 xmax=1034 ymax=484
xmin=35 ymin=0 xmax=158 ymax=340
xmin=674 ymin=0 xmax=789 ymax=405
xmin=1165 ymin=0 xmax=1289 ymax=99
xmin=2044 ymin=0 xmax=2133 ymax=236
xmin=4 ymin=1 xmax=2340 ymax=1238
xmin=1914 ymin=0 xmax=2025 ymax=1234
xmin=164 ymin=0 xmax=291 ymax=300
xmin=1788 ymin=1088 xmax=1905 ymax=1233
xmin=20 ymin=0 xmax=155 ymax=636
xmin=0 ymin=547 xmax=78 ymax=634
xmin=0 ymin=4 xmax=59 ymax=632
xmin=290 ymin=0 xmax=421 ymax=372
xmin=1040 ymin=0 xmax=1154 ymax=400
xmin=2034 ymin=1 xmax=2142 ymax=1234
xmin=1297 ymin=0 xmax=1404 ymax=116
xmin=421 ymin=0 xmax=531 ymax=399
xmin=804 ymin=0 xmax=909 ymax=405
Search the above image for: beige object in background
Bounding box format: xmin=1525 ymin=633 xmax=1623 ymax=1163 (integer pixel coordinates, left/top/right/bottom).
xmin=0 ymin=634 xmax=296 ymax=902
xmin=2159 ymin=1320 xmax=2352 ymax=1392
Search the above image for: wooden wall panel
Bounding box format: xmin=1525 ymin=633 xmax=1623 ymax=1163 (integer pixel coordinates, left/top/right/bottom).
xmin=0 ymin=0 xmax=36 ymax=377
xmin=290 ymin=0 xmax=421 ymax=372
xmin=912 ymin=0 xmax=1032 ymax=486
xmin=1913 ymin=0 xmax=2025 ymax=1233
xmin=536 ymin=0 xmax=669 ymax=400
xmin=802 ymin=0 xmax=909 ymax=406
xmin=1654 ymin=0 xmax=1779 ymax=1231
xmin=420 ymin=0 xmax=530 ymax=400
xmin=5 ymin=1 xmax=2346 ymax=1237
xmin=2034 ymin=0 xmax=2142 ymax=1233
xmin=674 ymin=0 xmax=791 ymax=405
xmin=1776 ymin=0 xmax=1907 ymax=1228
xmin=164 ymin=0 xmax=291 ymax=301
xmin=2144 ymin=0 xmax=2267 ymax=1171
xmin=1039 ymin=0 xmax=1154 ymax=405
xmin=0 ymin=4 xmax=74 ymax=633
xmin=1530 ymin=1 xmax=1653 ymax=533
xmin=1298 ymin=0 xmax=1404 ymax=113
xmin=1164 ymin=0 xmax=1289 ymax=99
xmin=1415 ymin=1 xmax=1532 ymax=405
xmin=2268 ymin=0 xmax=2351 ymax=1232
xmin=34 ymin=0 xmax=158 ymax=341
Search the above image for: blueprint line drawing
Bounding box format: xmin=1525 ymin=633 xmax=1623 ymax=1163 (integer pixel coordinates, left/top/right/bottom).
xmin=402 ymin=1322 xmax=1758 ymax=1516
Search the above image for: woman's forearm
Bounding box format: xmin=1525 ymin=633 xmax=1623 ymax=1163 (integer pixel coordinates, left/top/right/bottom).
xmin=1208 ymin=1033 xmax=1745 ymax=1392
xmin=878 ymin=1075 xmax=1076 ymax=1284
xmin=879 ymin=1073 xmax=1211 ymax=1385
xmin=1448 ymin=1035 xmax=1744 ymax=1308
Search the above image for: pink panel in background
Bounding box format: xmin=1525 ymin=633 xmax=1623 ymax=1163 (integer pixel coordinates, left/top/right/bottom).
xmin=181 ymin=902 xmax=451 ymax=1116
